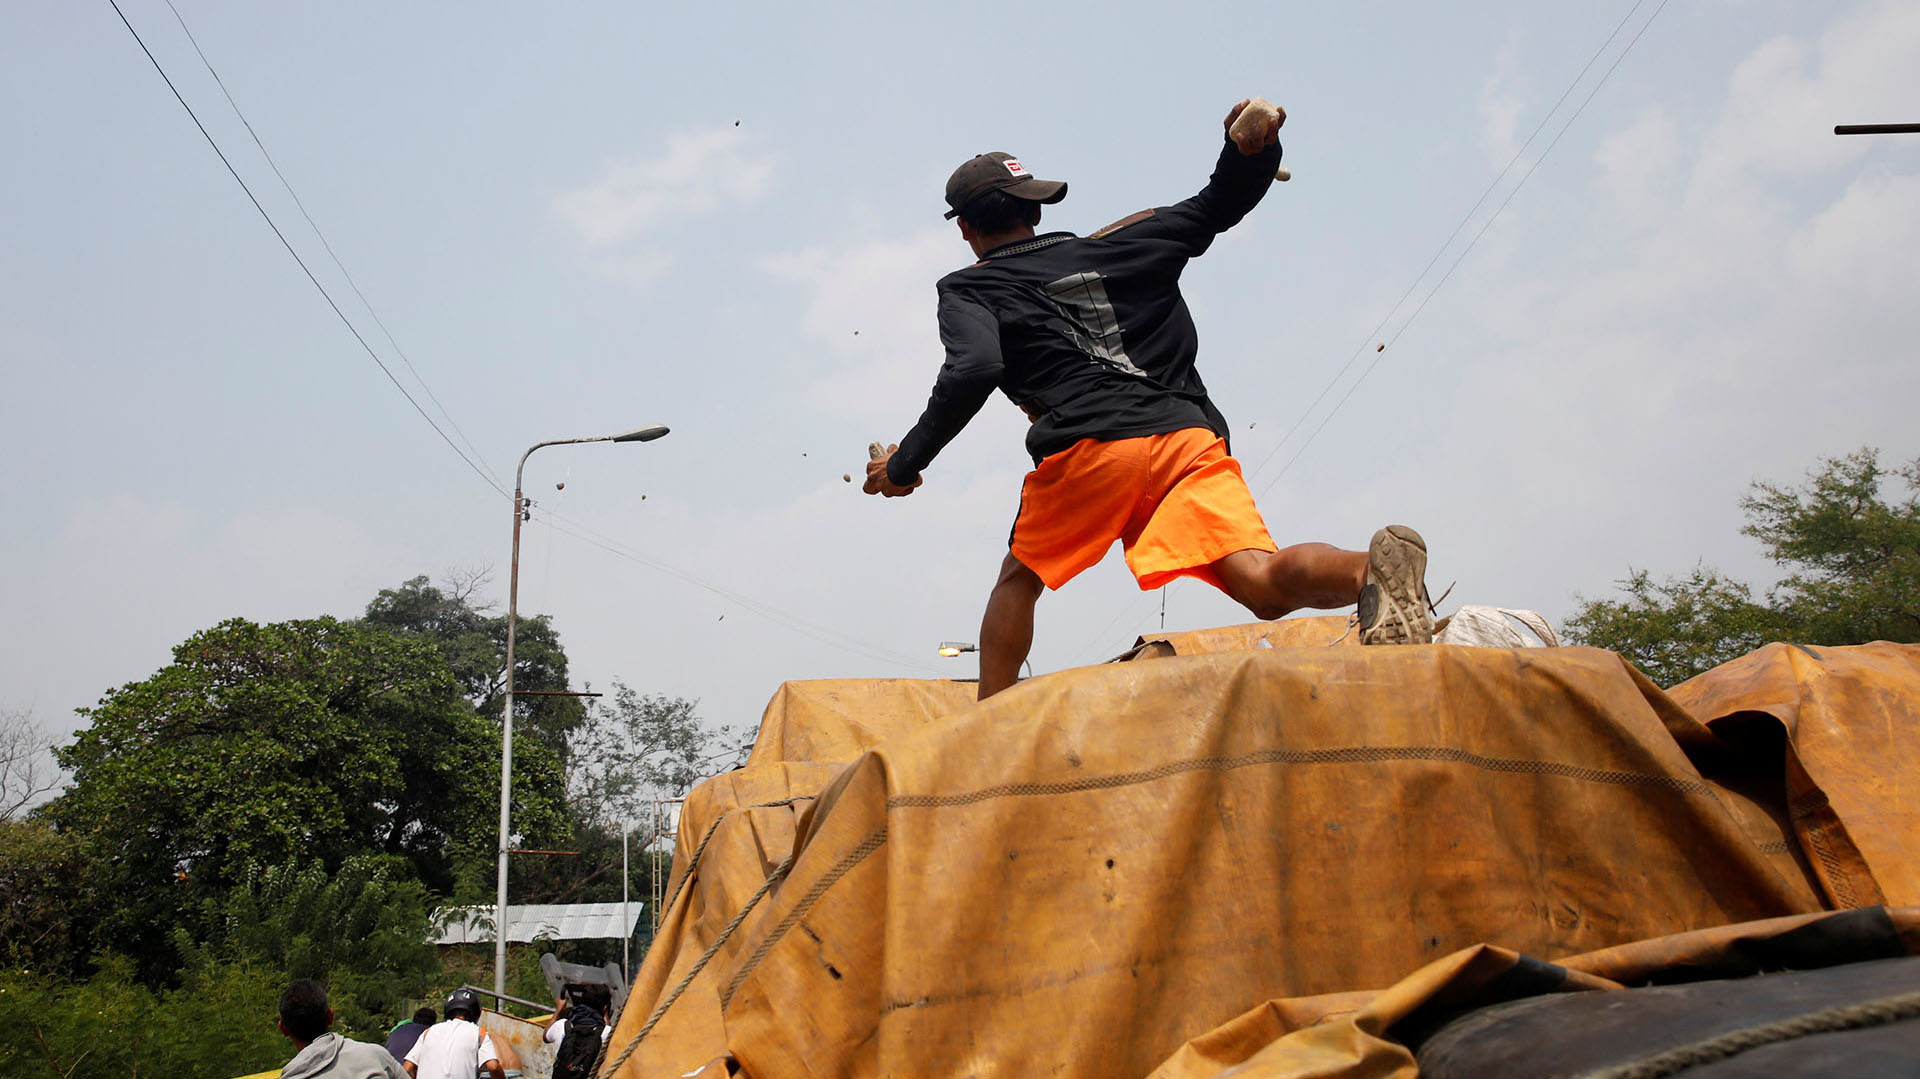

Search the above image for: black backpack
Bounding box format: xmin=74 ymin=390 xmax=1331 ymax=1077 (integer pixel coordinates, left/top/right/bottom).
xmin=552 ymin=1005 xmax=606 ymax=1079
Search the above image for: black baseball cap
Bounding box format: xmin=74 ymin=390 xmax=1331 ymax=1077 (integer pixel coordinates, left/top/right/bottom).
xmin=943 ymin=152 xmax=1068 ymax=220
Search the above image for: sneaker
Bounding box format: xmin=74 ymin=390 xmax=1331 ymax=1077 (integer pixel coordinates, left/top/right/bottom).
xmin=1357 ymin=525 xmax=1433 ymax=645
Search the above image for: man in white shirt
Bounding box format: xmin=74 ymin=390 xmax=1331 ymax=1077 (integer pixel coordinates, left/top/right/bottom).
xmin=402 ymin=989 xmax=505 ymax=1079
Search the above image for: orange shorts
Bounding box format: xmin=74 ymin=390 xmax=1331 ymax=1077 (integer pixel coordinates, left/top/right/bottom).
xmin=1010 ymin=427 xmax=1278 ymax=592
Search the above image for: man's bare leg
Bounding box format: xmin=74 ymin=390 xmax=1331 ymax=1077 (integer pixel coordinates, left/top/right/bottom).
xmin=1212 ymin=543 xmax=1368 ymax=621
xmin=979 ymin=552 xmax=1045 ymax=700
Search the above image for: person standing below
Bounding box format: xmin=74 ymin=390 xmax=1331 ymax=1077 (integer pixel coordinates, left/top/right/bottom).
xmin=402 ymin=988 xmax=505 ymax=1079
xmin=277 ymin=979 xmax=407 ymax=1079
xmin=865 ymin=97 xmax=1434 ymax=699
xmin=383 ymin=1007 xmax=437 ymax=1064
xmin=544 ymin=983 xmax=612 ymax=1079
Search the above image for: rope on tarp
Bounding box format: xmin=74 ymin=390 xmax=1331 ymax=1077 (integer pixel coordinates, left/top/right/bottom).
xmin=595 ymin=854 xmax=795 ymax=1079
xmin=1576 ymin=988 xmax=1920 ymax=1079
xmin=655 ymin=796 xmax=817 ymax=923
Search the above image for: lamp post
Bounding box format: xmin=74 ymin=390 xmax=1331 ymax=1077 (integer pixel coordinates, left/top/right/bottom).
xmin=495 ymin=423 xmax=669 ymax=998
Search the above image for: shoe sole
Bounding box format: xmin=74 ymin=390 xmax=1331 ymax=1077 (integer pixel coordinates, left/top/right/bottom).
xmin=1358 ymin=525 xmax=1433 ymax=645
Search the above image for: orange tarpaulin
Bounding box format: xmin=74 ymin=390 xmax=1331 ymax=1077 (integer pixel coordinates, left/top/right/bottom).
xmin=1669 ymin=641 xmax=1920 ymax=906
xmin=620 ymin=679 xmax=972 ymax=1076
xmin=619 ymin=762 xmax=844 ymax=1073
xmin=606 ymin=638 xmax=1920 ymax=1079
xmin=1126 ymin=614 xmax=1359 ymax=657
xmin=744 ymin=677 xmax=976 ymax=767
xmin=1143 ymin=906 xmax=1920 ymax=1079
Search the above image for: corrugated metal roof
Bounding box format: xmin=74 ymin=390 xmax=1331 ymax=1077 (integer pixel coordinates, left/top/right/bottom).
xmin=432 ymin=902 xmax=644 ymax=945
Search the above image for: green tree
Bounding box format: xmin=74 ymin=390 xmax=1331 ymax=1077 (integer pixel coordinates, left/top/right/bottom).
xmin=0 ymin=818 xmax=91 ymax=975
xmin=568 ymin=686 xmax=734 ymax=831
xmin=46 ymin=616 xmax=565 ymax=979
xmin=0 ymin=860 xmax=435 ymax=1075
xmin=506 ymin=687 xmax=731 ymax=913
xmin=183 ymin=854 xmax=438 ymax=1032
xmin=0 ymin=709 xmax=86 ymax=974
xmin=361 ymin=574 xmax=588 ymax=758
xmin=1568 ymin=448 xmax=1920 ymax=685
xmin=2 ymin=707 xmax=61 ymax=822
xmin=1742 ymin=448 xmax=1920 ymax=643
xmin=0 ymin=955 xmax=287 ymax=1079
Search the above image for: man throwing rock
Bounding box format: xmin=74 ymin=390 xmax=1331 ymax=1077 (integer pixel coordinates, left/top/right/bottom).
xmin=865 ymin=98 xmax=1432 ymax=699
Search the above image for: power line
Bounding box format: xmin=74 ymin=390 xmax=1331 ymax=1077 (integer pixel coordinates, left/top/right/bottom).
xmin=1081 ymin=0 xmax=1673 ymax=655
xmin=1242 ymin=0 xmax=1655 ymax=486
xmin=109 ymin=0 xmax=934 ymax=678
xmin=1254 ymin=0 xmax=1673 ymax=497
xmin=534 ymin=506 xmax=944 ymax=674
xmin=157 ymin=0 xmax=502 ymax=489
xmin=104 ymin=0 xmax=508 ymax=499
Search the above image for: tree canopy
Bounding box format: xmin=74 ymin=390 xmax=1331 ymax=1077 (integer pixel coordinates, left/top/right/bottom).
xmin=362 ymin=574 xmax=589 ymax=756
xmin=1567 ymin=447 xmax=1920 ymax=685
xmin=569 ymin=685 xmax=739 ymax=831
xmin=182 ymin=854 xmax=439 ymax=1029
xmin=47 ymin=615 xmax=566 ymax=975
xmin=15 ymin=572 xmax=731 ymax=1059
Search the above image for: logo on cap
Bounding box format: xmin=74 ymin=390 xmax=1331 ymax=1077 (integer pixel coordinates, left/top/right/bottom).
xmin=1003 ymin=159 xmax=1029 ymax=178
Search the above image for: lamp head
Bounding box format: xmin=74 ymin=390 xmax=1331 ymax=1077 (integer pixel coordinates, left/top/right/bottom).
xmin=937 ymin=641 xmax=978 ymax=657
xmin=612 ymin=424 xmax=671 ymax=443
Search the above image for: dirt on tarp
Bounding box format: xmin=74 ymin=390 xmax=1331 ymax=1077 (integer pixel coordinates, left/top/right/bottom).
xmin=606 ymin=628 xmax=1920 ymax=1079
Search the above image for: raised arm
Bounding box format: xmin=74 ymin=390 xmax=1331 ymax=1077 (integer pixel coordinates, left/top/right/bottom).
xmin=1104 ymin=98 xmax=1286 ymax=255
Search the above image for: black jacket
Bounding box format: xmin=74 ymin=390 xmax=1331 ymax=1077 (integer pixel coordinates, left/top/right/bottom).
xmin=889 ymin=134 xmax=1283 ymax=487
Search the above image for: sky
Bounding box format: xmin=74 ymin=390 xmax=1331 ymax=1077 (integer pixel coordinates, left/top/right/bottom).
xmin=3 ymin=1 xmax=1917 ymax=786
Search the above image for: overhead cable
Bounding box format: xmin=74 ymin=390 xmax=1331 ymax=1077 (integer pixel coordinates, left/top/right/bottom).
xmin=1081 ymin=0 xmax=1673 ymax=655
xmin=110 ymin=0 xmax=986 ymax=678
xmin=158 ymin=0 xmax=503 ymax=489
xmin=1243 ymin=0 xmax=1656 ymax=487
xmin=104 ymin=0 xmax=508 ymax=499
xmin=535 ymin=507 xmax=944 ymax=674
xmin=1253 ymin=0 xmax=1673 ymax=496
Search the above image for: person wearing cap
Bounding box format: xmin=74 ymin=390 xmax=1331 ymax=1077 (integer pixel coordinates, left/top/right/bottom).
xmin=402 ymin=989 xmax=504 ymax=1079
xmin=865 ymin=98 xmax=1433 ymax=699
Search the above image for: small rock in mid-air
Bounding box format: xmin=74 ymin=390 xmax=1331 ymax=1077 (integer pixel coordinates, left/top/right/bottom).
xmin=843 ymin=474 xmax=852 ymax=483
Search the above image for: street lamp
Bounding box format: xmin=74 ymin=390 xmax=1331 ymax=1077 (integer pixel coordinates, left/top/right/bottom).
xmin=937 ymin=640 xmax=1030 ymax=678
xmin=495 ymin=423 xmax=669 ymax=998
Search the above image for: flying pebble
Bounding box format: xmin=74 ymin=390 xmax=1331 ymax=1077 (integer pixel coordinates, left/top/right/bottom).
xmin=1376 ymin=343 xmax=1386 ymax=352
